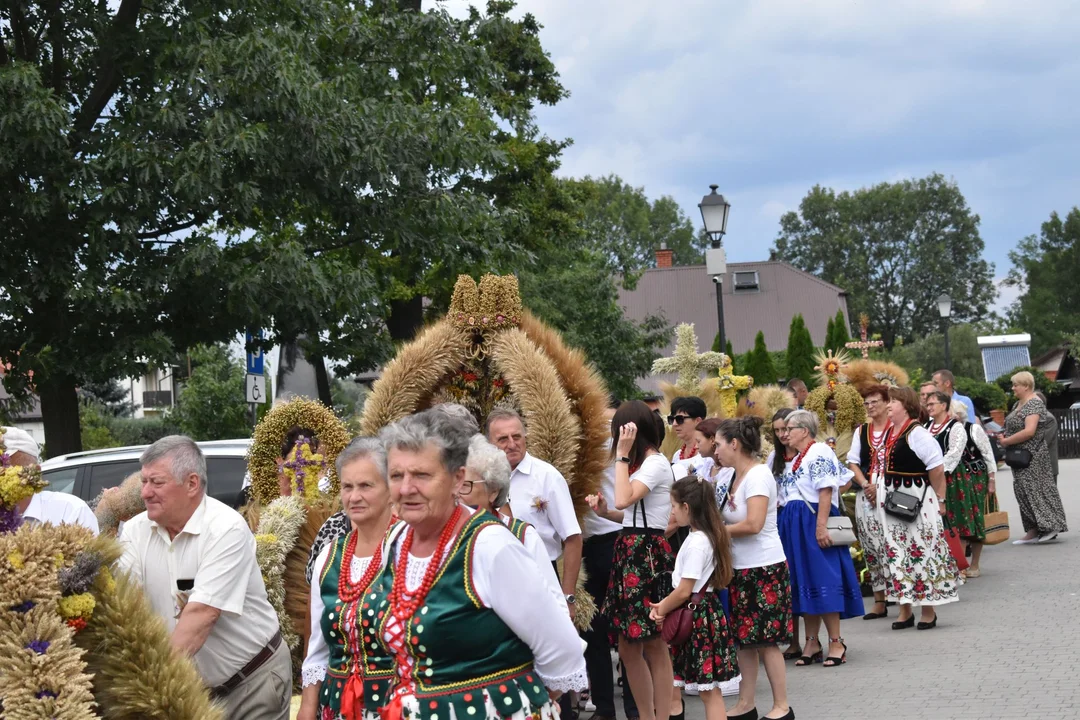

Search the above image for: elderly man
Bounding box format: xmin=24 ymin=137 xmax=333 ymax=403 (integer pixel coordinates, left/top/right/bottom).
xmin=485 ymin=409 xmax=583 ymax=618
xmin=786 ymin=378 xmax=809 ymax=409
xmin=933 ymin=369 xmax=980 ymax=425
xmin=2 ymin=426 xmax=98 ymax=533
xmin=118 ymin=435 xmax=290 ymax=719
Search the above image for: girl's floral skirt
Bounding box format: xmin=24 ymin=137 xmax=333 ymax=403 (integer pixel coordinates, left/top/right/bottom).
xmin=602 ymin=528 xmax=673 ymax=644
xmin=727 ymin=561 xmax=794 ymax=648
xmin=672 ymin=589 xmax=740 ymax=692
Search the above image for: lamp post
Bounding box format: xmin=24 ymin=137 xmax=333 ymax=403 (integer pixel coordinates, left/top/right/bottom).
xmin=937 ymin=293 xmax=953 ymax=371
xmin=699 ymin=185 xmax=731 ymax=350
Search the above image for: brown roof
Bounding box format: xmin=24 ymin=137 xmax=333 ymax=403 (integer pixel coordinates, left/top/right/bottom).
xmin=618 ymin=261 xmax=849 ymax=390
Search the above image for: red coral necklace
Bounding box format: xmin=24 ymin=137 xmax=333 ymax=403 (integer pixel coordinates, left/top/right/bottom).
xmin=790 ymin=443 xmax=814 ymax=473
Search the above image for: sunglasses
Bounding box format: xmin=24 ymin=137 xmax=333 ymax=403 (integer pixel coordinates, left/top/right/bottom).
xmin=667 ymin=414 xmax=691 ymax=426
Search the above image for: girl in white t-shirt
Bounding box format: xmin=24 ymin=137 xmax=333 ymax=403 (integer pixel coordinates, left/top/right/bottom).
xmin=716 ymin=416 xmax=795 ymax=720
xmin=649 ymin=475 xmax=738 ymax=720
xmin=587 ymin=401 xmax=674 ymax=720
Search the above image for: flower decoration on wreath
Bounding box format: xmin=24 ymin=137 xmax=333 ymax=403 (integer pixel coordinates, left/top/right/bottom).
xmin=360 ymin=273 xmax=611 ymax=632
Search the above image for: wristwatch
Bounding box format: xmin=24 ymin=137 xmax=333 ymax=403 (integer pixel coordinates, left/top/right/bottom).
xmin=565 ymin=594 xmax=577 ymax=605
xmin=616 ymin=456 xmax=631 ymax=464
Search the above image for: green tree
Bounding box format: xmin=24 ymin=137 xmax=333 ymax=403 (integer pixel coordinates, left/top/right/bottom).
xmin=882 ymin=324 xmax=984 ymax=382
xmin=744 ymin=332 xmax=779 ymax=386
xmin=785 ymin=314 xmax=816 ymax=385
xmin=725 ymin=340 xmax=736 ymax=371
xmin=1006 ymin=208 xmax=1080 ymax=355
xmin=170 ymin=345 xmax=254 ymax=441
xmin=832 ymin=309 xmax=851 ymax=351
xmin=952 ymin=377 xmax=1008 ymax=415
xmin=771 ymin=174 xmax=996 ymax=348
xmin=78 ymin=380 xmax=135 ymax=418
xmin=825 ymin=316 xmax=836 ymax=353
xmin=0 ymin=0 xmax=568 ymax=455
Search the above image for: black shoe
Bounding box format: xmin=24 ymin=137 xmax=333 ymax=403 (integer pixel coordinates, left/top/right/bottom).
xmin=669 ymin=702 xmax=685 ymax=720
xmin=917 ymin=615 xmax=938 ymax=630
xmin=728 ymin=709 xmax=758 ymax=720
xmin=862 ymin=607 xmax=888 ymax=620
xmin=891 ymin=616 xmax=915 ymax=630
xmin=763 ymin=710 xmax=794 ymax=720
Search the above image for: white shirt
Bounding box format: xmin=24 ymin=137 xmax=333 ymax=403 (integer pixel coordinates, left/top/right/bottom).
xmin=927 ymin=421 xmax=967 ymax=474
xmin=583 ymin=458 xmax=624 ymax=539
xmin=906 ymin=425 xmax=946 ymax=471
xmin=622 ymin=454 xmax=673 ymax=530
xmin=508 ymin=453 xmax=581 ymax=561
xmin=22 ymin=491 xmax=99 ymax=534
xmin=712 ymin=466 xmax=735 ymax=508
xmin=501 ymin=514 xmax=567 ymax=607
xmin=672 ymin=530 xmax=716 ymax=593
xmin=385 ymin=516 xmax=588 ymax=693
xmin=722 ymin=464 xmax=786 ymax=570
xmin=846 ymin=423 xmax=893 ymax=479
xmin=117 ymin=495 xmax=280 ymax=687
xmin=779 ymin=443 xmax=850 ymax=508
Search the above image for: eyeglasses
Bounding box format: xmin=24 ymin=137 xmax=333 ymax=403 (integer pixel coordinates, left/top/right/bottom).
xmin=667 ymin=414 xmax=691 ymax=426
xmin=459 ymin=480 xmax=486 ymax=493
xmin=863 ymin=399 xmax=881 ymax=408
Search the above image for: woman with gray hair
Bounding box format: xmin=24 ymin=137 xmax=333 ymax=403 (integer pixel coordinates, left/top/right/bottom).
xmin=459 ymin=435 xmax=564 ymax=602
xmin=775 ymin=410 xmax=863 ymax=667
xmin=299 ymin=437 xmax=400 ymax=720
xmin=362 ymin=409 xmax=586 ymax=720
xmin=948 ymin=400 xmax=996 ymax=577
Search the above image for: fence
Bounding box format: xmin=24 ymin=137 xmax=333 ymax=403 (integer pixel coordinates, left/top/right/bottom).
xmin=1050 ymin=408 xmax=1080 ymax=459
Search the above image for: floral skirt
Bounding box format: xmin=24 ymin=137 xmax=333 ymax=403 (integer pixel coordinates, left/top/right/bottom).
xmin=602 ymin=529 xmax=673 ymax=643
xmin=777 ymin=501 xmax=864 ymax=619
xmin=855 ymin=485 xmax=889 ymax=593
xmin=727 ymin=561 xmax=794 ymax=648
xmin=880 ymin=489 xmax=961 ymax=607
xmin=945 ymin=461 xmax=988 ymax=541
xmin=672 ymin=590 xmax=740 ymax=692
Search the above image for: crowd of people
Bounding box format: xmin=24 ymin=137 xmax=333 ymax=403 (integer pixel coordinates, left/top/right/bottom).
xmin=0 ymin=364 xmax=1070 ymax=720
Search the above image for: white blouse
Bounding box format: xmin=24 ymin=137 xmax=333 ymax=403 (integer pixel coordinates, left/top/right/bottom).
xmin=622 ymin=454 xmax=673 ymax=530
xmin=302 ymin=547 xmax=372 ymax=688
xmin=905 ymin=425 xmax=946 ymax=470
xmin=969 ymin=423 xmax=997 ymax=475
xmin=384 ymin=517 xmax=587 ymax=694
xmin=778 ymin=442 xmax=850 ymax=508
xmin=928 ymin=421 xmax=967 ymax=474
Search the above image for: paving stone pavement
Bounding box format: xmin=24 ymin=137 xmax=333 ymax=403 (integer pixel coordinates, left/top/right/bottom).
xmin=611 ymin=461 xmax=1080 ymax=720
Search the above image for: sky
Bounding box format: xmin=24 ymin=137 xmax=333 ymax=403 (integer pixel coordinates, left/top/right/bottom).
xmin=444 ymin=0 xmax=1080 ymax=313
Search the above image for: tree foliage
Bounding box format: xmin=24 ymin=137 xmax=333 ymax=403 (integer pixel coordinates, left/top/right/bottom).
xmin=785 ymin=314 xmax=816 ymax=386
xmin=0 ymin=0 xmax=568 ymax=455
xmin=1006 ymin=207 xmax=1080 ymax=355
xmin=744 ymin=332 xmax=778 ymax=386
xmin=725 ymin=340 xmax=736 ymax=370
xmin=825 ymin=309 xmax=850 ymax=353
xmin=882 ymin=323 xmax=984 ymax=384
xmin=772 ymin=174 xmax=996 ymax=348
xmin=169 ymin=345 xmax=255 ymax=440
xmin=78 ymin=380 xmax=135 ymax=418
xmin=952 ymin=377 xmax=1007 ymax=415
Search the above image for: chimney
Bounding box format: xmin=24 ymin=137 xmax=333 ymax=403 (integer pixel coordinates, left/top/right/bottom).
xmin=655 ymin=242 xmax=674 ymax=269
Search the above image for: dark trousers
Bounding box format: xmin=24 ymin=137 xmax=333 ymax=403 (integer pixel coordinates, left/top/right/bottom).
xmin=582 ymin=531 xmax=638 ymax=718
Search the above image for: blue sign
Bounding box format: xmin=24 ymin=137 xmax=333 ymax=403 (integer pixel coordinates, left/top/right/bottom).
xmin=245 ymin=330 xmax=265 ymax=375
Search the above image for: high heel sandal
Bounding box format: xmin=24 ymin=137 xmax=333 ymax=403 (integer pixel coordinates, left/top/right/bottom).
xmin=794 ymin=636 xmax=822 ymax=666
xmin=782 ymin=646 xmax=803 ymax=661
xmin=891 ymin=615 xmax=915 ymax=630
xmin=822 ymin=637 xmax=847 ymax=667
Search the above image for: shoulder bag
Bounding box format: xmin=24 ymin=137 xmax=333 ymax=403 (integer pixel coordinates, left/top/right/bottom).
xmin=661 ymin=584 xmax=708 ymax=647
xmin=1004 ymin=447 xmax=1033 ymax=469
xmin=883 ymin=481 xmax=929 ymax=523
xmin=798 ymin=495 xmax=856 ymax=545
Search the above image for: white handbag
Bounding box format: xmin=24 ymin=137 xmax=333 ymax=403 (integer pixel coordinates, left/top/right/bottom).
xmin=800 ymin=497 xmax=857 ymax=545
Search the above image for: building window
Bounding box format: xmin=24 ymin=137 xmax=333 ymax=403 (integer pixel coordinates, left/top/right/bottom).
xmin=733 ymin=271 xmax=760 ymax=291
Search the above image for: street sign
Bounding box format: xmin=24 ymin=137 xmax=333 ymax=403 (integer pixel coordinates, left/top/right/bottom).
xmin=706 ymin=246 xmax=727 ymax=277
xmin=246 ymin=373 xmax=267 ymax=404
xmin=245 ymin=330 xmax=264 ymax=375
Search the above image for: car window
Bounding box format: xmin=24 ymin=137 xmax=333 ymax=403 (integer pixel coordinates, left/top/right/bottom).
xmin=42 ymin=467 xmax=79 ymax=495
xmin=207 ymin=457 xmax=247 ymax=504
xmin=87 ymin=461 xmax=141 ymax=500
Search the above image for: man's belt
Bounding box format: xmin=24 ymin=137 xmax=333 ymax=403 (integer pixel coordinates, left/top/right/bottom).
xmin=211 ymin=630 xmax=283 ymax=698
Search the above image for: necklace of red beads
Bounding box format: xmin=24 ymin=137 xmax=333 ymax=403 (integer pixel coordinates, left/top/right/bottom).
xmin=927 ymin=417 xmax=950 ymax=436
xmin=679 ymin=443 xmax=698 ymax=460
xmin=867 ymin=422 xmax=893 ymax=478
xmin=790 ymin=443 xmax=814 ymax=473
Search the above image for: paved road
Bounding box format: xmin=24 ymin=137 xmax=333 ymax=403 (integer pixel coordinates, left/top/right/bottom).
xmin=658 ymin=461 xmax=1079 ymax=720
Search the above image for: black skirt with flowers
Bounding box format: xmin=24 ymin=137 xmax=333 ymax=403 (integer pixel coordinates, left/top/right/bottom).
xmin=672 ymin=589 xmax=740 ymax=691
xmin=727 ymin=561 xmax=794 ymax=648
xmin=602 ymin=528 xmax=674 ymax=644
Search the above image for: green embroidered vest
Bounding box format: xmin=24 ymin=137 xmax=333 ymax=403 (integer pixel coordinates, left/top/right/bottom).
xmin=505 ymin=516 xmax=530 ymax=543
xmin=318 ymin=532 xmax=395 ymax=713
xmin=365 ymin=510 xmax=549 ymax=720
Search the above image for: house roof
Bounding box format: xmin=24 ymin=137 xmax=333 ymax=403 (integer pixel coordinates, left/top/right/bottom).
xmin=0 ymin=375 xmax=43 ymax=422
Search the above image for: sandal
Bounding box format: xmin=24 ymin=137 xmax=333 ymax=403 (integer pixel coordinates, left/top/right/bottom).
xmin=795 ymin=636 xmax=822 ymax=666
xmin=782 ymin=646 xmax=803 ymax=661
xmin=822 ymin=637 xmax=847 ymax=667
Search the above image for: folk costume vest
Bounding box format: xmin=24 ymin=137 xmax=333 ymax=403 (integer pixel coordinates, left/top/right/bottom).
xmin=505 ymin=516 xmax=530 ymax=543
xmin=368 ymin=510 xmax=550 ymax=720
xmin=926 ymin=418 xmax=959 ymax=458
xmin=318 ymin=531 xmax=396 ymax=715
xmin=856 ymin=423 xmax=873 ymax=475
xmin=884 ymin=422 xmax=930 ymax=490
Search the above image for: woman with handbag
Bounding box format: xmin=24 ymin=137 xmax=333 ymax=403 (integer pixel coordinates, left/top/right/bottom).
xmin=949 ymin=401 xmax=997 ymax=576
xmin=765 ymin=409 xmax=803 ymax=660
xmin=1000 ymin=371 xmax=1068 ymax=544
xmin=591 ymin=400 xmax=675 ymax=720
xmin=649 ymin=475 xmax=738 ymax=720
xmin=775 ymin=410 xmax=864 ymax=669
xmin=717 ymin=416 xmax=794 ymax=720
xmin=880 ymin=386 xmax=960 ymax=631
xmin=923 ymin=390 xmax=980 ymax=578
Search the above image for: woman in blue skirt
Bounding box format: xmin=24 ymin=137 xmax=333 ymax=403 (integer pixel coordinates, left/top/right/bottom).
xmin=777 ymin=410 xmax=864 ymax=668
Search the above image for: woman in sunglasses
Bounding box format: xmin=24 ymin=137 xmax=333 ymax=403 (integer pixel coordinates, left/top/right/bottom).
xmin=669 ymin=396 xmax=708 ymax=466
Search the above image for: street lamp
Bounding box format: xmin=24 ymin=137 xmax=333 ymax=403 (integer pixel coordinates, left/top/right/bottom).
xmin=700 ymin=185 xmax=732 ymax=350
xmin=938 ymin=293 xmax=953 ymax=370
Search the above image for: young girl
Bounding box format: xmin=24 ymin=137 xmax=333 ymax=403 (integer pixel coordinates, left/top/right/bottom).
xmin=649 ymin=475 xmax=739 ymax=720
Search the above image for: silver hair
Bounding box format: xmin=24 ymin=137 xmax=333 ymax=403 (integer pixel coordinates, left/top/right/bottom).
xmin=335 ymin=436 xmax=387 ymax=482
xmin=431 ymin=403 xmax=480 ymax=435
xmin=949 ymin=401 xmax=969 ymax=423
xmin=380 ymin=409 xmax=472 ymax=475
xmin=140 ymin=435 xmax=207 ymax=490
xmin=466 ymin=434 xmax=512 ymax=508
xmin=785 ymin=409 xmax=820 ymax=438
xmin=484 ymin=407 xmax=527 ymax=437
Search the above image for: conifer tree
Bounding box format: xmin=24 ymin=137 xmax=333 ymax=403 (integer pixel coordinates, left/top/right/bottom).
xmin=744 ymin=331 xmax=778 ymax=385
xmin=785 ymin=314 xmax=816 ymax=386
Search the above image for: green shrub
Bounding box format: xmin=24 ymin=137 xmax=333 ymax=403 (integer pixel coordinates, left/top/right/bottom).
xmin=953 ymin=376 xmax=1007 ymax=415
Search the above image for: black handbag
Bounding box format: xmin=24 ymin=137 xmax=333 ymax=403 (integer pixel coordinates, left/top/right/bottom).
xmin=883 ymin=482 xmax=929 ymax=522
xmin=1004 ymin=447 xmax=1033 ymax=469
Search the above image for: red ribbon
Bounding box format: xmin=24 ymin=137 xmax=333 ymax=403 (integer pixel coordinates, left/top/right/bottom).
xmin=341 ymin=674 xmax=364 ymax=720
xmin=378 ymin=696 xmax=404 ymax=720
